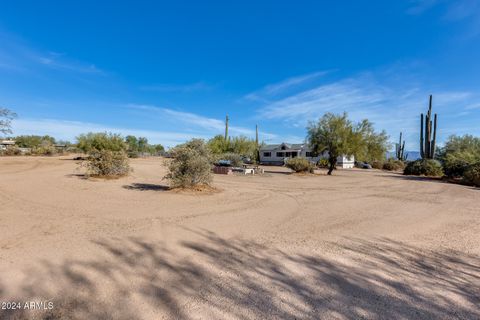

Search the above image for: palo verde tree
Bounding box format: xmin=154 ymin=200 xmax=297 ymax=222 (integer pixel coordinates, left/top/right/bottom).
xmin=0 ymin=107 xmax=16 ymax=135
xmin=307 ymin=112 xmax=388 ymax=175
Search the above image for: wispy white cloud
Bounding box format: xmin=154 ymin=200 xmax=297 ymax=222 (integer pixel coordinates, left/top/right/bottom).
xmin=244 ymin=70 xmax=331 ymax=102
xmin=127 ymin=104 xmax=277 ymax=141
xmin=0 ymin=30 xmax=104 ymax=74
xmin=11 ymin=118 xmax=204 ymax=148
xmin=407 ymin=0 xmax=439 ymax=15
xmin=255 ymin=72 xmax=480 ymax=149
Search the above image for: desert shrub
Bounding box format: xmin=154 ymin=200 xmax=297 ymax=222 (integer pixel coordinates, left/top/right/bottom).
xmin=404 ymin=159 xmax=443 ymax=177
xmin=77 ymin=132 xmax=127 ymax=154
xmin=165 ymin=139 xmax=213 ymax=188
xmin=33 ymin=145 xmax=57 ymax=156
xmin=286 ymin=157 xmax=315 ymax=173
xmin=443 ymin=152 xmax=477 ymax=178
xmin=215 ymin=152 xmax=243 ymax=167
xmin=463 ymin=162 xmax=480 ymax=187
xmin=382 ymin=159 xmax=405 ymax=171
xmin=85 ymin=150 xmax=131 ymax=177
xmin=371 ymin=160 xmax=383 ymax=169
xmin=2 ymin=147 xmax=21 ymax=156
xmin=317 ymin=158 xmax=329 ymax=168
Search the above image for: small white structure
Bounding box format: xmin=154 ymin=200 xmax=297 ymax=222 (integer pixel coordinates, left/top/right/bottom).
xmin=259 ymin=142 xmax=354 ymax=168
xmin=0 ymin=140 xmax=16 ymax=151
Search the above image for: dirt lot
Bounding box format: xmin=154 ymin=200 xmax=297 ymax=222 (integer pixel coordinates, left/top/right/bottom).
xmin=0 ymin=156 xmax=479 ymax=319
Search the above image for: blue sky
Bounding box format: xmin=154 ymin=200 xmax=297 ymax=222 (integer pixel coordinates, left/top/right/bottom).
xmin=0 ymin=0 xmax=479 ymax=148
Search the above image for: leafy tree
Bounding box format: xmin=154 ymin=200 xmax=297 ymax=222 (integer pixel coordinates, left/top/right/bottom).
xmin=207 ymin=134 xmax=257 ymax=160
xmin=15 ymin=135 xmax=56 ymax=148
xmin=207 ymin=135 xmax=228 ymax=154
xmin=307 ymin=112 xmax=387 ymax=175
xmin=438 ymin=135 xmax=480 ymax=177
xmin=125 ymin=135 xmax=139 ymax=152
xmin=138 ymin=137 xmax=148 ymax=153
xmin=354 ymin=120 xmax=390 ymax=163
xmin=0 ymin=107 xmax=16 ymax=135
xmin=76 ymin=132 xmax=127 ymax=153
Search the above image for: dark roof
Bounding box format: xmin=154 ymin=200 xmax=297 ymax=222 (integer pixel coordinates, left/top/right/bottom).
xmin=260 ymin=142 xmax=306 ymax=151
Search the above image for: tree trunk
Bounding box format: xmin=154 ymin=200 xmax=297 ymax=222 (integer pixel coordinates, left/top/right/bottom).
xmin=327 ymin=157 xmax=336 ymax=175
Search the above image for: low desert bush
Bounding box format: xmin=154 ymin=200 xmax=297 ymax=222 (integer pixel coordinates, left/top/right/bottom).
xmin=443 ymin=153 xmax=476 ymax=178
xmin=382 ymin=159 xmax=405 ymax=171
xmin=463 ymin=162 xmax=480 ymax=187
xmin=371 ymin=160 xmax=383 ymax=170
xmin=33 ymin=145 xmax=57 ymax=156
xmin=317 ymin=158 xmax=329 ymax=168
xmin=85 ymin=150 xmax=131 ymax=178
xmin=165 ymin=139 xmax=213 ymax=188
xmin=404 ymin=159 xmax=443 ymax=177
xmin=1 ymin=147 xmax=21 ymax=156
xmin=286 ymin=157 xmax=315 ymax=173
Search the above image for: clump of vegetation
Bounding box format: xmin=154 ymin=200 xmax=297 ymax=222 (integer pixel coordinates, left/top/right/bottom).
xmin=463 ymin=162 xmax=480 ymax=187
xmin=285 ymin=157 xmax=315 ymax=173
xmin=77 ymin=132 xmax=126 ymax=154
xmin=76 ymin=132 xmax=131 ymax=178
xmin=317 ymin=158 xmax=329 ymax=168
xmin=307 ymin=112 xmax=389 ymax=175
xmin=382 ymin=159 xmax=405 ymax=171
xmin=215 ymin=152 xmax=243 ymax=167
xmin=165 ymin=139 xmax=213 ymax=188
xmin=1 ymin=147 xmax=21 ymax=156
xmin=85 ymin=150 xmax=131 ymax=177
xmin=0 ymin=107 xmax=16 ymax=135
xmin=404 ymin=159 xmax=443 ymax=177
xmin=371 ymin=160 xmax=383 ymax=170
xmin=438 ymin=135 xmax=480 ymax=178
xmin=125 ymin=135 xmax=164 ymax=158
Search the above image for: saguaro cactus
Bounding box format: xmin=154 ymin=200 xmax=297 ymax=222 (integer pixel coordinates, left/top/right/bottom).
xmin=224 ymin=115 xmax=229 ymax=142
xmin=420 ymin=95 xmax=438 ymax=159
xmin=396 ymin=132 xmax=406 ymax=161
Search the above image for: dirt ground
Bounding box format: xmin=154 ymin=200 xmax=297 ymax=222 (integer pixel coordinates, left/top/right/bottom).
xmin=0 ymin=156 xmax=479 ymax=320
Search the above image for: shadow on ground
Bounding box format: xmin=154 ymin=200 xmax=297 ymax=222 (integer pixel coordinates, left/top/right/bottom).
xmin=1 ymin=231 xmax=479 ymax=319
xmin=122 ymin=183 xmax=170 ymax=191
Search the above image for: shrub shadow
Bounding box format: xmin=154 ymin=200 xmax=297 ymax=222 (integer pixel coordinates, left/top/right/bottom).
xmin=123 ymin=183 xmax=170 ymax=191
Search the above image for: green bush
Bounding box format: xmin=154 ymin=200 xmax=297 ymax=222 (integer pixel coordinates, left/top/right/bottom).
xmin=165 ymin=139 xmax=213 ymax=188
xmin=85 ymin=150 xmax=131 ymax=177
xmin=382 ymin=159 xmax=405 ymax=171
xmin=463 ymin=162 xmax=480 ymax=187
xmin=317 ymin=158 xmax=329 ymax=168
xmin=77 ymin=132 xmax=127 ymax=153
xmin=443 ymin=153 xmax=476 ymax=178
xmin=286 ymin=157 xmax=315 ymax=173
xmin=33 ymin=145 xmax=57 ymax=156
xmin=404 ymin=159 xmax=443 ymax=177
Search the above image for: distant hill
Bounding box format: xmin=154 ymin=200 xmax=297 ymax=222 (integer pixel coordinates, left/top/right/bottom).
xmin=386 ymin=151 xmax=421 ymax=161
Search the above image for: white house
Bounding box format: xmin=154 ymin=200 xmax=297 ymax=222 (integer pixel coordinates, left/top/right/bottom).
xmin=259 ymin=142 xmax=354 ymax=168
xmin=0 ymin=140 xmax=16 ymax=151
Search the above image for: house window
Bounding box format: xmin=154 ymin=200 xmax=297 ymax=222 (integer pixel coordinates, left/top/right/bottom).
xmin=263 ymin=152 xmax=271 ymax=157
xmin=306 ymin=152 xmax=312 ymax=157
xmin=276 ymin=152 xmax=285 ymax=157
xmin=285 ymin=152 xmax=291 ymax=157
xmin=291 ymin=152 xmax=298 ymax=158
